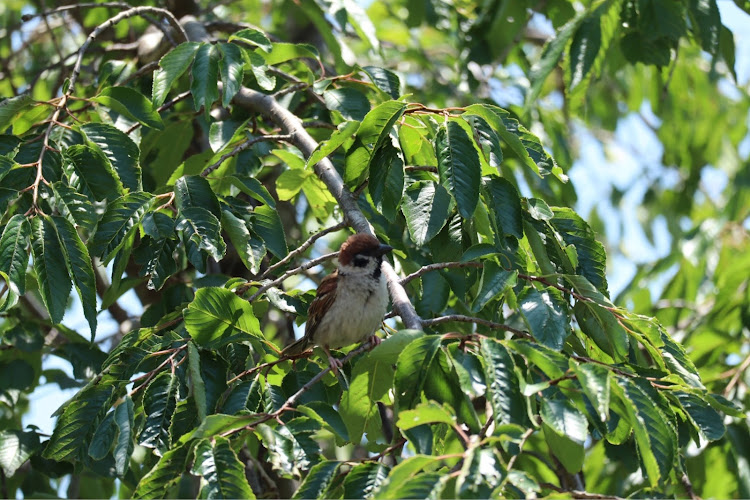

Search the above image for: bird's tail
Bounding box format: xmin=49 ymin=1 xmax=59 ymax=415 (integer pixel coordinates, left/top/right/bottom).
xmin=280 ymin=336 xmax=310 ymax=356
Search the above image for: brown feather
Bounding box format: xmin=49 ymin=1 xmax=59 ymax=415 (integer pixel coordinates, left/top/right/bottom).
xmin=280 ymin=269 xmax=339 ymax=355
xmin=338 ymin=234 xmax=381 ymax=266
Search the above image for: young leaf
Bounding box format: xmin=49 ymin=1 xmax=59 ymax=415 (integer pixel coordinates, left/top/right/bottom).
xmin=64 ymin=144 xmax=124 ymax=201
xmin=307 ymin=120 xmax=360 ymax=168
xmin=436 ymin=120 xmax=481 ymax=219
xmin=51 ymin=216 xmax=97 ymax=339
xmin=92 ymin=86 xmax=164 ymax=129
xmin=191 ymin=43 xmax=221 ymax=112
xmin=397 ymin=401 xmax=456 ymax=431
xmin=191 ymin=437 xmax=256 ymax=499
xmin=401 ymin=181 xmax=453 ymax=246
xmin=152 ymin=42 xmax=200 ymax=107
xmin=218 ymin=42 xmax=244 ymax=107
xmin=80 ymin=122 xmax=142 ymax=192
xmin=30 ymin=216 xmax=72 ymax=324
xmin=91 ymin=192 xmax=153 ymax=263
xmin=184 ymin=287 xmax=262 ymax=348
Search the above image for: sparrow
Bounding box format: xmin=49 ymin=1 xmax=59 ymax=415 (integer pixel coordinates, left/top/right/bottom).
xmin=281 ymin=233 xmax=393 ymax=373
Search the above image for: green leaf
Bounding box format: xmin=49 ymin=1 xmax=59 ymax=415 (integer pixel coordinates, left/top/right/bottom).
xmin=230 ymin=175 xmax=276 ymax=207
xmin=357 ymin=100 xmax=407 ymax=150
xmin=0 ymin=156 xmax=16 ymax=183
xmin=307 ymin=120 xmax=360 ymax=168
xmin=402 ymin=181 xmax=453 ymax=246
xmin=51 ymin=182 xmax=97 ymax=233
xmin=229 ymin=28 xmax=272 ymax=51
xmin=88 ymin=411 xmax=116 ymax=460
xmin=485 ymin=177 xmax=523 ymax=239
xmin=80 ymin=123 xmax=142 ymax=192
xmin=134 ymin=221 xmax=178 ymax=291
xmin=221 ymin=210 xmax=263 ymax=274
xmin=472 ymin=260 xmax=517 ymax=312
xmin=369 ymin=140 xmax=405 ymax=221
xmin=541 ymin=399 xmax=587 ymax=474
xmin=394 ymin=334 xmax=442 ymax=410
xmin=252 ymin=204 xmax=288 ymax=259
xmin=255 ymin=418 xmax=322 ymax=478
xmin=363 ymin=66 xmax=400 ymax=99
xmin=187 ymin=342 xmax=208 ymax=422
xmin=30 ymin=216 xmax=72 ymax=324
xmin=574 ymin=300 xmax=629 ymax=361
xmin=175 ymin=175 xmax=221 ymax=219
xmin=551 ymin=208 xmax=608 ymax=294
xmin=0 ymin=94 xmax=34 ymax=131
xmin=133 ymin=443 xmax=190 ymax=498
xmin=0 ymin=214 xmax=29 ymax=297
xmin=51 ymin=216 xmax=97 ymax=339
xmin=573 ymin=363 xmax=610 ymax=422
xmin=371 ymin=456 xmax=446 ymax=498
xmin=292 ymin=460 xmax=340 ymax=499
xmin=465 ymin=114 xmax=503 ymax=168
xmin=615 ymin=377 xmax=677 ymax=487
xmin=44 ymin=382 xmax=117 ymax=462
xmin=397 ymin=401 xmax=456 ymax=431
xmin=343 ymin=463 xmax=389 ymax=499
xmin=184 ymin=287 xmax=262 ymax=348
xmin=91 ymin=192 xmax=152 ymax=263
xmin=519 ymin=287 xmax=569 ymax=351
xmin=191 ymin=437 xmax=255 ymax=499
xmin=264 ymin=42 xmax=320 ymax=66
xmin=436 ymin=120 xmax=481 ymax=219
xmin=675 ymin=391 xmax=725 ymax=441
xmin=64 ymin=144 xmax=124 ymax=201
xmin=113 ymin=396 xmax=134 ymax=477
xmin=177 ymin=206 xmax=227 ymax=266
xmin=140 ymin=371 xmax=179 ymax=452
xmin=222 ymin=379 xmax=262 ymax=414
xmin=152 ymin=42 xmax=200 ymax=107
xmin=93 ymin=86 xmax=164 ymax=129
xmin=218 ymin=42 xmax=244 ymax=107
xmin=0 ymin=430 xmax=40 ymax=476
xmin=191 ymin=43 xmax=220 ymax=112
xmin=323 ymin=88 xmax=370 ymax=121
xmin=456 ymin=447 xmax=503 ymax=498
xmin=480 ymin=338 xmax=526 ymax=427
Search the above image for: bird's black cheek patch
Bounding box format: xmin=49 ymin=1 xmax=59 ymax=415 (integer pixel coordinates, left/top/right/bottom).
xmin=371 ymin=265 xmax=382 ymax=280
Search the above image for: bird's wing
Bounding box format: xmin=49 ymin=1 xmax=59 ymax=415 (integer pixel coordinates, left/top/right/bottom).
xmin=304 ymin=269 xmax=338 ymax=343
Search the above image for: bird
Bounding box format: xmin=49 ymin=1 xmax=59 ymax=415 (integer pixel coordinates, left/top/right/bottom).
xmin=280 ymin=233 xmax=393 ymax=373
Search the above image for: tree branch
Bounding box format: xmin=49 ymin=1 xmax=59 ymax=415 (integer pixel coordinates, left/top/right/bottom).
xmin=240 ymin=251 xmax=339 ymax=301
xmin=421 ymin=315 xmax=530 ymax=338
xmin=260 ymin=221 xmax=346 ymax=279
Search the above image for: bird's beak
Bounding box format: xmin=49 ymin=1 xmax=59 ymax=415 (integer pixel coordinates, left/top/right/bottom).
xmin=375 ymin=244 xmax=394 ymax=256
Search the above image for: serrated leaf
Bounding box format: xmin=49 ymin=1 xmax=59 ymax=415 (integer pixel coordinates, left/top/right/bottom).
xmin=0 ymin=94 xmax=34 ymax=131
xmin=91 ymin=192 xmax=152 ymax=263
xmin=30 ymin=216 xmax=72 ymax=323
xmin=573 ymin=363 xmax=610 ymax=422
xmin=152 ymin=42 xmax=201 ymax=107
xmin=175 ymin=175 xmax=221 ymax=219
xmin=307 ymin=120 xmax=360 ymax=168
xmin=402 ymin=181 xmax=452 ymax=246
xmin=256 ymin=418 xmax=322 ymax=478
xmin=218 ymin=42 xmax=244 ymax=107
xmin=264 ymin=42 xmax=320 ymax=66
xmin=187 ymin=341 xmax=208 ymax=422
xmin=371 ymin=456 xmax=446 ymax=498
xmin=140 ymin=371 xmax=178 ymax=452
xmin=133 ymin=443 xmax=190 ymax=498
xmin=229 ymin=28 xmax=272 ymax=51
xmin=343 ymin=462 xmax=389 ymax=499
xmin=184 ymin=287 xmax=262 ymax=348
xmin=192 ymin=437 xmax=255 ymax=499
xmin=0 ymin=214 xmax=29 ymax=297
xmin=363 ymin=66 xmax=400 ymax=98
xmin=51 ymin=216 xmax=97 ymax=339
xmin=456 ymin=447 xmax=503 ymax=498
xmin=230 ymin=175 xmax=276 ymax=207
xmin=252 ymin=204 xmax=287 ymax=259
xmin=292 ymin=460 xmax=340 ymax=499
xmin=473 ymin=260 xmax=517 ymax=312
xmin=541 ymin=399 xmax=587 ymax=473
xmin=44 ymin=382 xmax=117 ymax=462
xmin=50 ymin=182 xmax=97 ymax=233
xmin=64 ymin=144 xmax=124 ymax=201
xmin=485 ymin=177 xmax=523 ymax=239
xmin=574 ymin=300 xmax=629 ymax=361
xmin=80 ymin=122 xmax=141 ymax=191
xmin=357 ymin=100 xmax=406 ymax=150
xmin=88 ymin=411 xmax=116 ymax=460
xmin=394 ymin=335 xmax=442 ymax=410
xmin=520 ymin=287 xmax=569 ymax=351
xmin=465 ymin=114 xmax=503 ymax=168
xmin=113 ymin=396 xmax=134 ymax=477
xmin=551 ymin=208 xmax=608 ymax=294
xmin=93 ymin=86 xmax=164 ymax=129
xmin=480 ymin=338 xmax=526 ymax=427
xmin=323 ymin=88 xmax=370 ymax=121
xmin=675 ymin=391 xmax=725 ymax=441
xmin=369 ymin=139 xmax=404 ymax=221
xmin=222 ymin=379 xmax=262 ymax=415
xmin=436 ymin=121 xmax=481 ymax=219
xmin=177 ymin=206 xmax=226 ymax=266
xmin=221 ymin=210 xmax=264 ymax=274
xmin=191 ymin=43 xmax=221 ymax=112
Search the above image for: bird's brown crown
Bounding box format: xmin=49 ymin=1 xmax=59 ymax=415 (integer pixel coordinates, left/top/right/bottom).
xmin=338 ymin=233 xmax=382 ymax=266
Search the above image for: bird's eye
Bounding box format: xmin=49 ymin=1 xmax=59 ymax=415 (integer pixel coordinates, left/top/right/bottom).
xmin=353 ymin=256 xmax=369 ymax=267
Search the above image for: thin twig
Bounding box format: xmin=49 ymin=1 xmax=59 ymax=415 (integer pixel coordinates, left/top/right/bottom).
xmin=505 ymin=426 xmax=535 ymax=472
xmin=400 ymin=261 xmax=482 ymax=285
xmin=240 ymin=252 xmax=338 ymax=300
xmin=261 ymin=221 xmax=346 ymax=279
xmin=724 ymin=351 xmax=750 ymax=397
xmin=405 ymin=165 xmax=438 ymax=173
xmin=421 ymin=315 xmax=530 ymax=338
xmin=200 ymin=134 xmax=293 ymax=177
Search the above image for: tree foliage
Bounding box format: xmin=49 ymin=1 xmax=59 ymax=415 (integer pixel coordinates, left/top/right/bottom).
xmin=0 ymin=0 xmax=748 ymax=498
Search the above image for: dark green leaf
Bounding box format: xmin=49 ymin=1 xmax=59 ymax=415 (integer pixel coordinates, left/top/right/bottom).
xmin=343 ymin=462 xmax=389 ymax=499
xmin=222 ymin=210 xmax=264 ymax=274
xmin=64 ymin=144 xmax=124 ymax=201
xmin=369 ymin=139 xmax=404 ymax=221
xmin=91 ymin=192 xmax=152 ymax=263
xmin=113 ymin=396 xmax=134 ymax=477
xmin=551 ymin=208 xmax=608 ymax=294
xmin=465 ymin=114 xmax=503 ymax=167
xmin=51 ymin=181 xmax=97 ymax=233
xmin=480 ymin=338 xmax=526 ymax=427
xmin=436 ymin=121 xmax=481 ymax=219
xmin=473 ymin=260 xmax=517 ymax=312
xmin=133 ymin=443 xmax=190 ymax=498
xmin=394 ymin=334 xmax=442 ymax=410
xmin=192 ymin=437 xmax=256 ymax=499
xmin=229 ymin=28 xmax=272 ymax=51
xmin=574 ymin=300 xmax=629 ymax=361
xmin=88 ymin=411 xmax=116 ymax=460
xmin=323 ymin=88 xmax=370 ymax=121
xmin=140 ymin=371 xmax=179 ymax=452
xmin=541 ymin=399 xmax=587 ymax=473
xmin=676 ymin=391 xmax=725 ymax=441
xmin=177 ymin=206 xmax=227 ymax=266
xmin=574 ymin=363 xmax=610 ymax=422
xmin=218 ymin=42 xmax=244 ymax=107
xmin=519 ymin=287 xmax=569 ymax=351
xmin=357 ymin=100 xmax=407 ymax=150
xmin=30 ymin=216 xmax=72 ymax=323
xmin=174 ymin=175 xmax=221 ymax=219
xmin=51 ymin=216 xmax=97 ymax=339
xmin=402 ymin=181 xmax=453 ymax=246
xmin=152 ymin=42 xmax=201 ymax=107
xmin=485 ymin=177 xmax=523 ymax=239
xmin=456 ymin=447 xmax=503 ymax=498
xmin=191 ymin=43 xmax=221 ymax=112
xmin=292 ymin=460 xmax=340 ymax=499
xmin=184 ymin=286 xmax=262 ymax=348
xmin=222 ymin=379 xmax=262 ymax=414
xmin=93 ymin=86 xmax=164 ymax=129
xmin=252 ymin=204 xmax=287 ymax=259
xmin=80 ymin=122 xmax=141 ymax=192
xmin=363 ymin=66 xmax=400 ymax=99
xmin=0 ymin=214 xmax=29 ymax=297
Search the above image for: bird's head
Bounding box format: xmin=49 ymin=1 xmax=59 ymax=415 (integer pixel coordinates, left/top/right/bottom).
xmin=337 ymin=233 xmax=393 ymax=277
